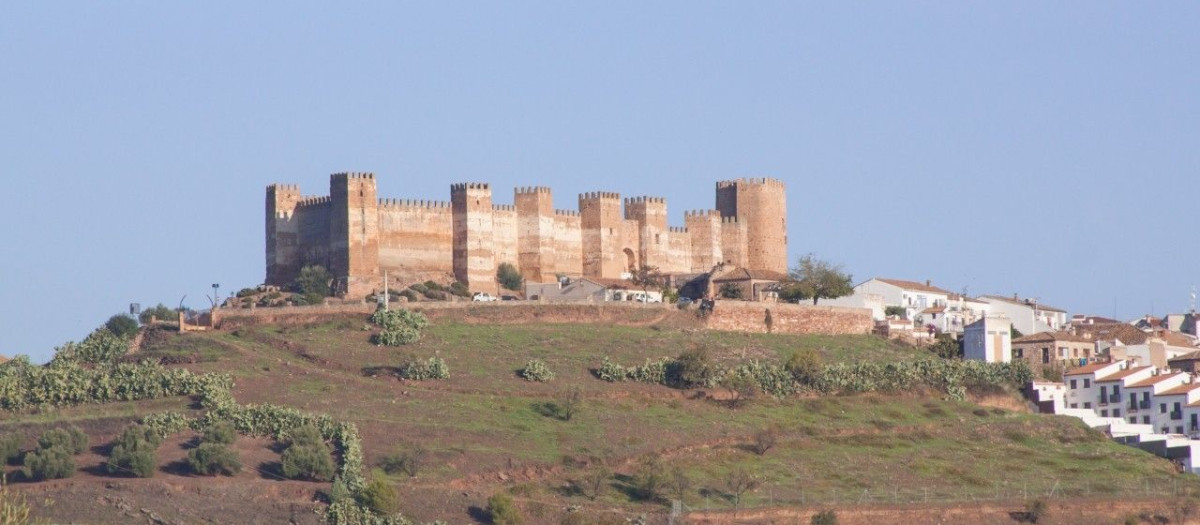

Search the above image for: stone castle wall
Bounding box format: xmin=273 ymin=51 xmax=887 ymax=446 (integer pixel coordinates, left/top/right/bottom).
xmin=265 ymin=173 xmax=787 ymax=296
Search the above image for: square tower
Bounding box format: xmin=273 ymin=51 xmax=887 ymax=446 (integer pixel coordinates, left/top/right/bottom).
xmin=579 ymin=191 xmax=625 ymax=278
xmin=515 ymin=186 xmax=555 ymax=283
xmin=624 ymin=196 xmax=668 ymax=270
xmin=716 ymin=178 xmax=787 ymax=275
xmin=452 ymin=183 xmax=498 ymax=294
xmin=266 ymin=184 xmax=302 ymax=286
xmin=330 ymin=173 xmax=380 ymax=296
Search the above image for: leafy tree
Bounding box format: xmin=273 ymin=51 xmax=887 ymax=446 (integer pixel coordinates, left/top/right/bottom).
xmin=293 ymin=265 xmax=333 ymax=297
xmin=201 ymin=422 xmax=237 ymax=445
xmin=187 ymin=442 xmax=241 ymax=476
xmin=106 ymin=425 xmax=159 ymax=478
xmin=785 ymin=349 xmax=822 ymax=386
xmin=632 ymin=456 xmax=666 ymax=501
xmin=359 ymin=479 xmax=399 ymax=515
xmin=929 ymin=336 xmax=962 ymax=360
xmin=0 ymin=434 xmax=22 ymax=465
xmin=105 ymin=314 xmax=140 ymax=338
xmin=138 ymin=303 xmax=177 ymax=324
xmin=666 ymin=347 xmax=715 ymax=388
xmin=778 ymin=254 xmax=853 ymax=305
xmin=1011 ymin=326 xmax=1024 ymax=339
xmin=497 ymin=263 xmax=524 ymax=291
xmin=884 ymin=306 xmax=907 ymax=319
xmin=38 ymin=427 xmax=88 ymax=455
xmin=281 ymin=444 xmax=334 ymax=481
xmin=629 ymin=264 xmax=664 ymax=297
xmin=718 ymin=283 xmax=743 ymax=300
xmin=721 ymin=374 xmax=759 ymax=408
xmin=285 ymin=425 xmax=325 ymax=449
xmin=378 ymin=445 xmax=427 ymax=478
xmin=486 ymin=492 xmax=523 ymax=525
xmin=23 ymin=445 xmax=74 ymax=481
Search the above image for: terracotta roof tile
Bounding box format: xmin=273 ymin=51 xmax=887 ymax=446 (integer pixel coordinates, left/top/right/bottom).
xmin=1074 ymin=323 xmax=1149 ymax=345
xmin=1162 ymin=383 xmax=1200 ymax=397
xmin=874 ymin=278 xmax=953 ymax=295
xmin=1095 ymin=366 xmax=1153 ymax=383
xmin=1169 ymin=351 xmax=1200 ymax=363
xmin=1127 ymin=373 xmax=1188 ymax=388
xmin=1064 ymin=362 xmax=1119 ymax=376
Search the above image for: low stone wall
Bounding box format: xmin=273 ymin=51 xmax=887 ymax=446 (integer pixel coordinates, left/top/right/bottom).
xmin=704 ymin=301 xmax=873 ymax=335
xmin=212 ymin=300 xmax=872 ymax=335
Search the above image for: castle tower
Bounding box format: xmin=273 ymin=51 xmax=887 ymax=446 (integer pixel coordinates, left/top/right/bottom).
xmin=330 ymin=173 xmax=380 ymax=296
xmin=720 ymin=216 xmax=748 ymax=268
xmin=715 ymin=178 xmax=787 ymax=274
xmin=685 ymin=210 xmax=723 ymax=272
xmin=515 ymin=187 xmax=555 ymax=283
xmin=579 ymin=191 xmax=624 ymax=278
xmin=624 ymin=196 xmax=667 ymax=270
xmin=265 ymin=184 xmax=302 ymax=286
xmin=452 ymin=183 xmax=498 ymax=294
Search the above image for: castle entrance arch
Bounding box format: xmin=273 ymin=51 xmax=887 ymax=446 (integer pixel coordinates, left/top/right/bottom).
xmin=623 ymin=248 xmax=638 ymax=272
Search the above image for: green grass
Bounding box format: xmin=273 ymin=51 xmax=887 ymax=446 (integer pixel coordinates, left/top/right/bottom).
xmin=76 ymin=318 xmax=1200 ymax=516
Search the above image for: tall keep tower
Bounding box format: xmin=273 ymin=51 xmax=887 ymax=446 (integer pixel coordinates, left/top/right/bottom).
xmin=579 ymin=192 xmax=624 ymax=278
xmin=514 ymin=187 xmax=555 ymax=283
xmin=265 ymin=184 xmax=302 ymax=286
xmin=452 ymin=183 xmax=498 ymax=294
xmin=715 ymin=178 xmax=787 ymax=275
xmin=624 ymin=196 xmax=667 ymax=270
xmin=330 ymin=173 xmax=380 ymax=296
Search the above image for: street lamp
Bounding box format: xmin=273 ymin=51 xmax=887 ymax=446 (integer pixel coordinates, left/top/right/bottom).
xmin=212 ymin=283 xmax=220 ymax=308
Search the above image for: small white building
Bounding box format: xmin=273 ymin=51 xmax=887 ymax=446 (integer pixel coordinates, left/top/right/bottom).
xmin=1152 ymin=383 xmax=1200 ymax=435
xmin=1090 ymin=365 xmax=1155 ymax=418
xmin=977 ymin=294 xmax=1069 ymax=336
xmin=963 ymin=315 xmax=1012 ymax=363
xmin=1064 ymin=361 xmax=1135 ymax=411
xmin=853 ymin=278 xmax=953 ymax=321
xmin=1123 ymin=372 xmax=1190 ymax=425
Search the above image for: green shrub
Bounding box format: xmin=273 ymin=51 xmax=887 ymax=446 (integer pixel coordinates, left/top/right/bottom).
xmin=358 ymin=479 xmax=399 ymax=515
xmin=487 ymin=492 xmax=523 ymax=525
xmin=449 ymin=281 xmax=470 ymax=297
xmin=282 ymin=444 xmax=335 ymax=481
xmin=329 ymin=476 xmax=353 ymax=504
xmin=201 ymin=422 xmax=237 ymax=445
xmin=811 ymin=509 xmax=838 ymax=525
xmin=38 ymin=427 xmax=88 ymax=455
xmin=785 ymin=349 xmax=823 ymax=386
xmin=632 ymin=457 xmax=666 ymax=501
xmin=370 ymin=309 xmax=430 ymax=346
xmin=106 ymin=427 xmax=158 ymax=479
xmin=497 ymin=263 xmax=524 ymax=291
xmin=285 ymin=424 xmax=325 ymax=448
xmin=666 ymin=347 xmax=714 ymax=388
xmin=23 ymin=445 xmax=75 ymax=480
xmin=48 ymin=328 xmax=130 ymax=366
xmin=398 ymin=356 xmax=449 ymax=380
xmin=0 ymin=433 xmax=21 ymax=465
xmin=294 ymin=265 xmax=333 ymax=297
xmin=187 ymin=442 xmax=241 ymax=476
xmin=105 ymin=314 xmax=140 ymax=338
xmin=519 ymin=359 xmax=554 ymax=382
xmin=378 ymin=445 xmax=426 ymax=477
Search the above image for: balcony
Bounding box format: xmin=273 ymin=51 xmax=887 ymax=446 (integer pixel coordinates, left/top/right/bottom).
xmin=1108 ymin=394 xmax=1121 ymax=404
xmin=1139 ymin=400 xmax=1151 ymax=410
xmin=1171 ymin=411 xmax=1183 ymax=421
xmin=1191 ymin=424 xmax=1199 ymax=432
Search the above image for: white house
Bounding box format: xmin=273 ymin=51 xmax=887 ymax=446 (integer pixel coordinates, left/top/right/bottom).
xmin=1123 ymin=372 xmax=1190 ymax=425
xmin=1063 ymin=361 xmax=1130 ymax=410
xmin=963 ymin=315 xmax=1012 ymax=363
xmin=977 ymin=294 xmax=1069 ymax=336
xmin=1152 ymin=382 xmax=1200 ymax=435
xmin=852 ymin=278 xmax=953 ymax=321
xmin=1091 ymin=366 xmax=1156 ymax=420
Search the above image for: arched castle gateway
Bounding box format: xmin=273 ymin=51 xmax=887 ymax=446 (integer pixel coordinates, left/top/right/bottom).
xmin=266 ymin=173 xmax=786 ymax=296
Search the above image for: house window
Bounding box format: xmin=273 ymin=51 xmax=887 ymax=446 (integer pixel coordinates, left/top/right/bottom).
xmin=1178 ymin=427 xmax=1185 ymax=434
xmin=1161 ymin=403 xmax=1168 ymax=414
xmin=1015 ymin=348 xmax=1024 ymax=359
xmin=1084 ymin=402 xmax=1092 ymax=409
xmin=1144 ymin=416 xmax=1151 ymax=424
xmin=1071 ymin=403 xmax=1078 ymax=409
xmin=1070 ymin=379 xmax=1077 ymax=389
xmin=1113 ymin=386 xmax=1120 ymax=397
xmin=1084 ymin=379 xmax=1091 ymax=388
xmin=1100 ymin=409 xmax=1108 ymax=417
xmin=1114 ymin=409 xmax=1121 ymax=417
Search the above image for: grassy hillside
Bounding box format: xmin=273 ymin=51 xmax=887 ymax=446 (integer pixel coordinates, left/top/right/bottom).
xmin=4 ymin=317 xmax=1198 ymax=525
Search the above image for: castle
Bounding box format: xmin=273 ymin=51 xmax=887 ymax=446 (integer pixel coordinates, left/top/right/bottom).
xmin=265 ymin=173 xmax=787 ymax=296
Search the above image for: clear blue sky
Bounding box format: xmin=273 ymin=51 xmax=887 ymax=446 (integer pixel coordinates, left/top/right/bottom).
xmin=2 ymin=3 xmax=1197 ymax=362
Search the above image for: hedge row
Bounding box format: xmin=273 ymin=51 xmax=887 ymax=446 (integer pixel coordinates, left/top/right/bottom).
xmin=0 ymin=358 xmax=232 ymax=411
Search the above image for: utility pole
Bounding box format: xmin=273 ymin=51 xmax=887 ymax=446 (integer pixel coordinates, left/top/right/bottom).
xmin=383 ymin=270 xmax=389 ymax=311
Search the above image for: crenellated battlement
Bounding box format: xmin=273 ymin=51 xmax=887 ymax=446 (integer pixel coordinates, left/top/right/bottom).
xmin=296 ymin=195 xmax=332 ymax=207
xmin=378 ymin=198 xmax=450 ymax=209
xmin=267 ymin=172 xmax=786 ymax=291
xmin=451 ymin=182 xmax=490 ymax=191
xmin=684 ymin=209 xmax=721 ymax=219
xmin=623 ymin=196 xmax=666 ymax=205
xmin=716 ymin=177 xmax=784 ymax=189
xmin=579 ymin=191 xmax=621 ymax=201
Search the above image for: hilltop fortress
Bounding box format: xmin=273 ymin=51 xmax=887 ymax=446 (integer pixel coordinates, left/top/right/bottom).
xmin=266 ymin=173 xmax=786 ymax=296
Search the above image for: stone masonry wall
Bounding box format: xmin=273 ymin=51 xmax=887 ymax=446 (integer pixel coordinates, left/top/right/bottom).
xmin=704 ymin=301 xmax=873 ymax=335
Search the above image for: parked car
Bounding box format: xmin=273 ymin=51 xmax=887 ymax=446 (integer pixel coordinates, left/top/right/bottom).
xmin=472 ymin=292 xmax=498 ymax=302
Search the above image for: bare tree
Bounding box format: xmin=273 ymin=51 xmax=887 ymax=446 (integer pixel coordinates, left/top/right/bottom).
xmin=579 ymin=465 xmax=611 ymax=501
xmin=559 ymin=387 xmax=583 ymax=421
xmin=724 ymin=468 xmax=760 ymax=511
xmin=667 ymin=466 xmax=692 ymax=503
xmin=751 ymin=425 xmax=780 ymax=456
